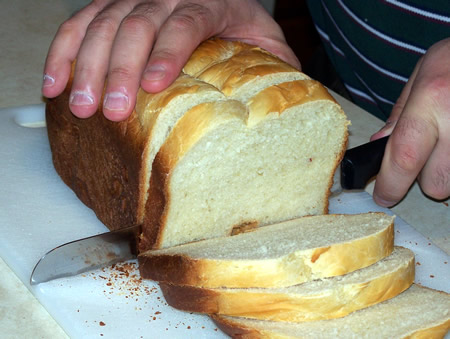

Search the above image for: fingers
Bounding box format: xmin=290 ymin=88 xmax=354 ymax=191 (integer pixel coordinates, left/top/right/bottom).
xmin=373 ymin=106 xmax=437 ymax=207
xmin=44 ymin=0 xmax=296 ymax=122
xmin=71 ymin=0 xmax=145 ymax=118
xmin=42 ymin=1 xmax=106 ymax=99
xmin=418 ymin=131 xmax=450 ymax=200
xmin=140 ymin=1 xmax=227 ymax=93
xmin=373 ymin=38 xmax=450 ymax=206
xmin=370 ymin=58 xmax=423 ymax=142
xmin=103 ymin=1 xmax=170 ymax=121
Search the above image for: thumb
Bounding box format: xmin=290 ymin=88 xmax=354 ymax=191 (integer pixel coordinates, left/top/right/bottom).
xmin=370 ymin=57 xmax=423 ymax=141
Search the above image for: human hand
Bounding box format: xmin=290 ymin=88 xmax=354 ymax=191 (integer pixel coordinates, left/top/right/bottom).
xmin=42 ymin=0 xmax=299 ymax=121
xmin=370 ymin=38 xmax=450 ymax=207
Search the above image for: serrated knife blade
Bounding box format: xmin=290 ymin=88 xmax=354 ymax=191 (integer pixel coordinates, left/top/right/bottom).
xmin=30 ymin=225 xmax=140 ymax=285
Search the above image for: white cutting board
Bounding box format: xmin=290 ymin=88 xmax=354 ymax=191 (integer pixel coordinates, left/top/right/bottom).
xmin=0 ymin=104 xmax=449 ymax=339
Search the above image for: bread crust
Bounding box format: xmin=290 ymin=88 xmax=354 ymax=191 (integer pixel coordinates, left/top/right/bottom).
xmin=212 ymin=314 xmax=450 ymax=339
xmin=46 ymin=78 xmax=146 ymax=233
xmin=210 ymin=285 xmax=450 ymax=339
xmin=138 ymin=215 xmax=394 ymax=288
xmin=158 ymin=247 xmax=415 ymax=321
xmin=408 ymin=321 xmax=450 ymax=339
xmin=211 ymin=314 xmax=285 ymax=339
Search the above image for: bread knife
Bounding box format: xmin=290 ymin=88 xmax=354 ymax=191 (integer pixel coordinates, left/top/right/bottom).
xmin=30 ymin=136 xmax=388 ymax=285
xmin=30 ymin=225 xmax=139 ymax=285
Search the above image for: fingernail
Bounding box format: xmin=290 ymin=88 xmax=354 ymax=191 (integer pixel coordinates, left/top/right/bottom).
xmin=373 ymin=193 xmax=394 ymax=208
xmin=143 ymin=65 xmax=166 ymax=81
xmin=371 ymin=119 xmax=396 ymax=141
xmin=43 ymin=74 xmax=55 ymax=88
xmin=103 ymin=91 xmax=129 ymax=111
xmin=70 ymin=90 xmax=94 ymax=106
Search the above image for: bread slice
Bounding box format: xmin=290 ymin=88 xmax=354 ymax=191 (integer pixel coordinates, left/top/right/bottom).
xmin=212 ymin=284 xmax=450 ymax=338
xmin=134 ymin=73 xmax=226 ymax=222
xmin=159 ymin=246 xmax=414 ymax=322
xmin=46 ymin=39 xmax=349 ymax=252
xmin=140 ymin=78 xmax=349 ymax=249
xmin=138 ymin=213 xmax=394 ymax=288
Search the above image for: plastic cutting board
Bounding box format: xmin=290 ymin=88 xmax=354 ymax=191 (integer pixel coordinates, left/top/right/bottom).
xmin=0 ymin=104 xmax=448 ymax=338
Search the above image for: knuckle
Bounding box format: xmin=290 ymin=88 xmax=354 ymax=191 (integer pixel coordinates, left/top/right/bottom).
xmin=134 ymin=1 xmax=164 ymax=17
xmin=394 ymin=117 xmax=428 ymax=140
xmin=58 ymin=18 xmax=79 ymax=36
xmin=390 ymin=143 xmax=422 ymax=175
xmin=119 ymin=2 xmax=165 ymax=39
xmin=151 ymin=48 xmax=178 ymax=63
xmin=87 ymin=15 xmax=118 ymax=40
xmin=422 ymin=76 xmax=450 ymax=103
xmin=108 ymin=66 xmax=135 ymax=83
xmin=170 ymin=3 xmax=212 ymax=32
xmin=421 ymin=165 xmax=450 ymax=200
xmin=169 ymin=13 xmax=197 ymax=31
xmin=121 ymin=13 xmax=155 ymax=36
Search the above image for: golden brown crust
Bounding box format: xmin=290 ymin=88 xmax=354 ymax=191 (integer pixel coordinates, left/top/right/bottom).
xmin=138 ymin=255 xmax=208 ymax=287
xmin=408 ymin=320 xmax=450 ymax=339
xmin=211 ymin=314 xmax=272 ymax=339
xmin=46 ymin=78 xmax=146 ymax=233
xmin=158 ymin=247 xmax=414 ymax=321
xmin=138 ymin=216 xmax=394 ymax=288
xmin=183 ymin=39 xmax=304 ymax=99
xmin=183 ymin=39 xmax=294 ymax=77
xmin=210 ymin=285 xmax=450 ymax=339
xmin=137 ymin=152 xmax=168 ymax=251
xmin=246 ymin=81 xmax=336 ymax=126
xmin=212 ymin=315 xmax=450 ymax=339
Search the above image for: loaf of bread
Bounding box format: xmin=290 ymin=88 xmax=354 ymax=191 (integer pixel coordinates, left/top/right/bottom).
xmin=138 ymin=213 xmax=394 ymax=288
xmin=211 ymin=284 xmax=450 ymax=338
xmin=159 ymin=246 xmax=414 ymax=322
xmin=46 ymin=38 xmax=349 ymax=252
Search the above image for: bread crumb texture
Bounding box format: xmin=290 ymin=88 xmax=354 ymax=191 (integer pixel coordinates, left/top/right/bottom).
xmin=138 ymin=39 xmax=350 ymax=250
xmin=139 ymin=213 xmax=394 ymax=288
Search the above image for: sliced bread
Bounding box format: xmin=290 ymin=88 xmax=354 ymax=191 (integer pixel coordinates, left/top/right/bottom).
xmin=134 ymin=73 xmax=227 ymax=223
xmin=212 ymin=284 xmax=450 ymax=338
xmin=159 ymin=246 xmax=414 ymax=322
xmin=46 ymin=38 xmax=349 ymax=252
xmin=140 ymin=78 xmax=349 ymax=249
xmin=138 ymin=213 xmax=394 ymax=288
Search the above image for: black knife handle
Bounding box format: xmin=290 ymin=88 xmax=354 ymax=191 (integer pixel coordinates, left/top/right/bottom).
xmin=340 ymin=136 xmax=389 ymax=190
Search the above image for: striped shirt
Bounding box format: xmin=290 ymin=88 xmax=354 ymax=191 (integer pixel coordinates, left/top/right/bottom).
xmin=306 ymin=0 xmax=450 ymax=121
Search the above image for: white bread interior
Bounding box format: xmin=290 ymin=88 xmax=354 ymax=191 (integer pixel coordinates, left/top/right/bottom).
xmin=159 ymin=246 xmax=415 ymax=322
xmin=146 ymin=80 xmax=349 ymax=248
xmin=138 ymin=39 xmax=350 ymax=250
xmin=212 ymin=284 xmax=450 ymax=339
xmin=138 ymin=213 xmax=394 ymax=288
xmin=134 ymin=74 xmax=227 ymax=222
